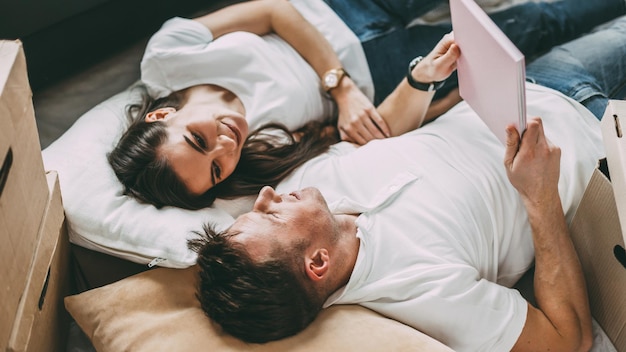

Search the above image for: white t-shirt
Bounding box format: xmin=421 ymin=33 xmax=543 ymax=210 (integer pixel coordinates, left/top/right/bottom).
xmin=276 ymin=83 xmax=604 ymax=351
xmin=140 ymin=0 xmax=373 ymax=131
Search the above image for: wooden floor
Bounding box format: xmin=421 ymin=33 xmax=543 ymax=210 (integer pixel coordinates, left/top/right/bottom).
xmin=25 ymin=0 xmax=237 ymax=149
xmin=33 ymin=39 xmax=145 ymax=149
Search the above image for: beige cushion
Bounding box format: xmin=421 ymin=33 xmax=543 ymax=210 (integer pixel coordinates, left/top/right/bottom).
xmin=65 ymin=266 xmax=453 ymax=352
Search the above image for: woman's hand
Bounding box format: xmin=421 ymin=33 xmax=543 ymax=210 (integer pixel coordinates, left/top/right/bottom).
xmin=331 ymin=78 xmax=391 ymax=145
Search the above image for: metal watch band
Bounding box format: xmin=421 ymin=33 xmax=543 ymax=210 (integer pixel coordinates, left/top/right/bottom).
xmin=407 ymin=56 xmax=446 ymax=92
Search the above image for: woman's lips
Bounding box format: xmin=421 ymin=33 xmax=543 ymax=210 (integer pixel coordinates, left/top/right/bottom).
xmin=222 ymin=120 xmax=241 ymax=147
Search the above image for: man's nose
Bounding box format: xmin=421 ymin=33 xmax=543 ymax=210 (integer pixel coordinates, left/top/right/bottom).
xmin=262 ymin=186 xmax=282 ymax=202
xmin=254 ymin=186 xmax=281 ymax=211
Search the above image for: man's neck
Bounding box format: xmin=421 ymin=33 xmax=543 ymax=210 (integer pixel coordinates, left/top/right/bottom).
xmin=331 ymin=214 xmax=361 ymax=289
xmin=334 ymin=213 xmax=359 ymax=237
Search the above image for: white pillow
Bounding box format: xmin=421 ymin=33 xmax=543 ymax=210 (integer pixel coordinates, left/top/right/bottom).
xmin=42 ymin=87 xmax=252 ymax=268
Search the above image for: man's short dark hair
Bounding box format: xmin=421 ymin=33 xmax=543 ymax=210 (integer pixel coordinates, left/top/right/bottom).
xmin=188 ymin=224 xmax=325 ymax=343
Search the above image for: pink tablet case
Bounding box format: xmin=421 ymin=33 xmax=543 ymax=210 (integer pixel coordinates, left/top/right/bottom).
xmin=450 ymin=0 xmax=526 ymax=144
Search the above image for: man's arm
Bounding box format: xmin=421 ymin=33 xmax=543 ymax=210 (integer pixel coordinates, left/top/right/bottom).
xmin=504 ymin=118 xmax=593 ymax=352
xmin=376 ymin=33 xmax=460 ymax=137
xmin=194 ymin=0 xmax=389 ymax=144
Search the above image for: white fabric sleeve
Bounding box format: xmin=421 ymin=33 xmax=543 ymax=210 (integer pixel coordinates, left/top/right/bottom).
xmin=140 ymin=17 xmax=213 ymax=97
xmin=144 ymin=17 xmax=213 ymax=53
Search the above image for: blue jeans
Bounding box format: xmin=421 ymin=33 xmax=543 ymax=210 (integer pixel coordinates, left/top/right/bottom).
xmin=526 ymin=16 xmax=626 ymax=120
xmin=324 ymin=0 xmax=444 ymax=42
xmin=325 ymin=0 xmax=626 ymax=104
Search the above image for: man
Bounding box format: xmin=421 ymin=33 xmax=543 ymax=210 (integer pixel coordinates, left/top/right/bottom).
xmin=188 ymin=17 xmax=626 ymax=351
xmin=191 ymin=111 xmax=598 ymax=351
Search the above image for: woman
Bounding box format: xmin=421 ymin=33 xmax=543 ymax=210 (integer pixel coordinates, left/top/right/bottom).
xmin=108 ymin=0 xmax=626 ymax=210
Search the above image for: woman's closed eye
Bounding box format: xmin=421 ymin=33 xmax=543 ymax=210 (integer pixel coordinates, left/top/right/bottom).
xmin=212 ymin=162 xmax=222 ymax=182
xmin=192 ymin=132 xmax=207 ymax=149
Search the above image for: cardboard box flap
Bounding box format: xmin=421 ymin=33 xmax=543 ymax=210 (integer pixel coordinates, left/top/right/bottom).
xmin=601 ymin=99 xmax=626 ymax=246
xmin=570 ymin=167 xmax=626 ymax=351
xmin=0 ymin=41 xmax=21 ymax=95
xmin=7 ymin=172 xmax=69 ymax=352
xmin=571 ymin=99 xmax=626 ymax=351
xmin=0 ymin=41 xmax=33 ymax=130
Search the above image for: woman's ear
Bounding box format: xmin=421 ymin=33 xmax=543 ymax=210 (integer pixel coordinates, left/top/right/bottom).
xmin=305 ymin=248 xmax=329 ymax=282
xmin=145 ymin=107 xmax=177 ymax=123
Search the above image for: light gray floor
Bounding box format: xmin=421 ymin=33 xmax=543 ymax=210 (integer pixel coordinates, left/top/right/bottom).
xmin=33 ymin=38 xmax=147 ymax=150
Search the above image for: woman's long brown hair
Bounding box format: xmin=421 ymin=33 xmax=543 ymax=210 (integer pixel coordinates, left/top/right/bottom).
xmin=108 ymin=84 xmax=339 ymax=210
xmin=212 ymin=121 xmax=339 ymax=199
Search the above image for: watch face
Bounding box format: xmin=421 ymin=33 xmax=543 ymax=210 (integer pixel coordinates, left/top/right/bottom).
xmin=324 ymin=72 xmax=338 ymax=89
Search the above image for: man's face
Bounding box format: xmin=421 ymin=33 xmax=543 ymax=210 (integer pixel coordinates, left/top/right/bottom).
xmin=229 ymin=186 xmax=336 ymax=261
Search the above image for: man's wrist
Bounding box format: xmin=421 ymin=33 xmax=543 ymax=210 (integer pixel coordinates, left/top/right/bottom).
xmin=407 ymin=56 xmax=445 ymax=92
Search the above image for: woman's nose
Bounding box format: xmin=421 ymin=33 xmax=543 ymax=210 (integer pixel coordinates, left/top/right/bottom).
xmin=214 ymin=135 xmax=238 ymax=154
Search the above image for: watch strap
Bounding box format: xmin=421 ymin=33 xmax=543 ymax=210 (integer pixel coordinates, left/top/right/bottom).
xmin=407 ymin=56 xmax=446 ymax=92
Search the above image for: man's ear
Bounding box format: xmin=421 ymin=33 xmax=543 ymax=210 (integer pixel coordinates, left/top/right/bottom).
xmin=145 ymin=107 xmax=177 ymax=123
xmin=305 ymin=248 xmax=330 ymax=282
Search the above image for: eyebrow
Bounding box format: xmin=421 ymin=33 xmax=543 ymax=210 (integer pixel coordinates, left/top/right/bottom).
xmin=183 ymin=135 xmax=216 ymax=187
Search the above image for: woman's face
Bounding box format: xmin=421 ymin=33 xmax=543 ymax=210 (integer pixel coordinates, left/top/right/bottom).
xmin=146 ymin=103 xmax=249 ymax=196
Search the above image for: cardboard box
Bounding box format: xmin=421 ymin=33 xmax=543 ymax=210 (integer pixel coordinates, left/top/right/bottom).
xmin=0 ymin=39 xmax=71 ymax=352
xmin=7 ymin=172 xmax=71 ymax=352
xmin=0 ymin=40 xmax=50 ymax=349
xmin=570 ymin=100 xmax=626 ymax=351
